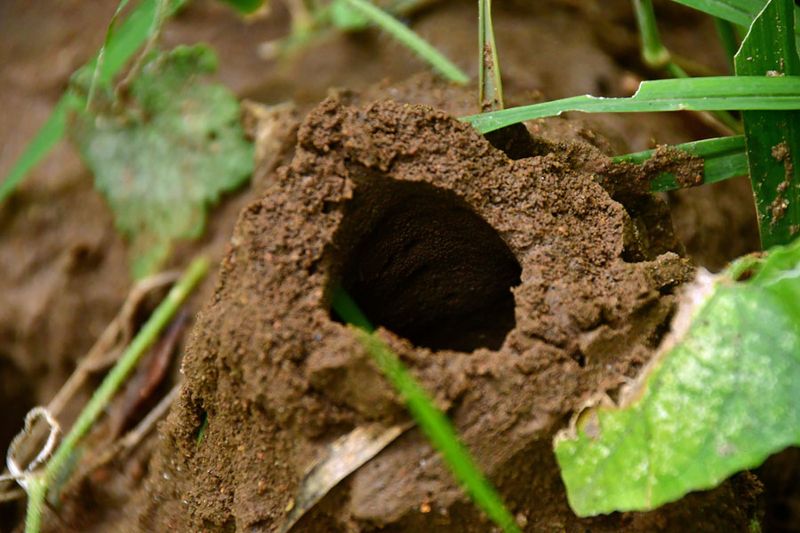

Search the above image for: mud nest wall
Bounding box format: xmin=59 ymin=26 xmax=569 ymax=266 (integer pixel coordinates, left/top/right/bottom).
xmin=133 ymin=97 xmax=759 ymax=532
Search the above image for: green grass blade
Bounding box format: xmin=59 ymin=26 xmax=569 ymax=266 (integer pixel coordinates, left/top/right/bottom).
xmin=478 ymin=0 xmax=504 ymax=111
xmin=332 ymin=287 xmax=520 ymax=533
xmin=90 ymin=0 xmax=187 ymax=87
xmin=634 ymin=0 xmax=673 ymax=69
xmin=669 ymin=0 xmax=758 ymax=27
xmin=0 ymin=0 xmax=186 ymax=205
xmin=24 ymin=257 xmax=209 ymax=533
xmin=342 ymin=0 xmax=469 ymax=85
xmin=714 ymin=16 xmax=740 ymax=71
xmin=735 ymin=0 xmax=800 ymax=248
xmin=613 ymin=135 xmax=747 ymax=191
xmin=461 ymin=76 xmax=800 ymax=134
xmin=670 ymin=0 xmax=800 ymax=54
xmin=0 ymin=93 xmax=81 ymax=204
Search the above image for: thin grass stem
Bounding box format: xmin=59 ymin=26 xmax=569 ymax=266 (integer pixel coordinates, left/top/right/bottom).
xmin=332 ymin=287 xmax=520 ymax=533
xmin=633 ymin=0 xmax=741 ymax=131
xmin=23 ymin=257 xmax=209 ymax=533
xmin=634 ymin=0 xmax=672 ymax=69
xmin=478 ymin=0 xmax=504 ymax=111
xmin=343 ymin=0 xmax=469 ymax=84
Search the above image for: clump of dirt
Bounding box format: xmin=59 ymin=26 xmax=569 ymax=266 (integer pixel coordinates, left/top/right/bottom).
xmin=606 ymin=145 xmax=705 ymax=191
xmin=128 ymin=96 xmax=759 ymax=531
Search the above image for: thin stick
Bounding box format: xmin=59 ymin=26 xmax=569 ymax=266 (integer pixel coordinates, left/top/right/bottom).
xmin=343 ymin=0 xmax=469 ymax=85
xmin=633 ymin=0 xmax=672 ymax=70
xmin=24 ymin=257 xmax=209 ymax=533
xmin=48 ymin=271 xmax=180 ymax=417
xmin=0 ymin=271 xmax=179 ymax=504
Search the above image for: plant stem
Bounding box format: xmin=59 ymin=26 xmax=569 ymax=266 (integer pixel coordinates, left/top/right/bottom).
xmin=343 ymin=0 xmax=469 ymax=85
xmin=87 ymin=0 xmax=131 ymax=109
xmin=24 ymin=257 xmax=209 ymax=533
xmin=633 ymin=0 xmax=672 ymax=69
xmin=478 ymin=0 xmax=504 ymax=111
xmin=332 ymin=287 xmax=520 ymax=533
xmin=23 ymin=479 xmax=46 ymax=533
xmin=632 ymin=0 xmax=741 ymax=131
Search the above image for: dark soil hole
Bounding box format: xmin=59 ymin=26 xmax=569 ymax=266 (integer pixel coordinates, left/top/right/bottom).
xmin=329 ymin=176 xmax=521 ymax=352
xmin=483 ymin=123 xmax=539 ymax=160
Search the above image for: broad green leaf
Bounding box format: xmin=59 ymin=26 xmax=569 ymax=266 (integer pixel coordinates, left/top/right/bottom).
xmin=0 ymin=0 xmax=187 ymax=204
xmin=554 ymin=236 xmax=800 ymax=516
xmin=71 ymin=45 xmax=253 ymax=278
xmin=613 ymin=135 xmax=747 ymax=192
xmin=461 ymin=76 xmax=800 ymax=134
xmin=332 ymin=287 xmax=519 ymax=533
xmin=735 ymin=0 xmax=800 ymax=248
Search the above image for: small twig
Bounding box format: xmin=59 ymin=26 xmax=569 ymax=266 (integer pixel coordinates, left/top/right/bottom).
xmin=48 ymin=270 xmax=180 ymax=418
xmin=23 ymin=257 xmax=208 ymax=533
xmin=108 ymin=310 xmax=187 ymax=438
xmin=0 ymin=271 xmax=180 ymax=501
xmin=116 ymin=383 xmax=181 ymax=454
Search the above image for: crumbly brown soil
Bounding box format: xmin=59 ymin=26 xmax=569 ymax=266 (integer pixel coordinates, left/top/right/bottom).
xmin=122 ymin=96 xmax=761 ymax=532
xmin=0 ymin=0 xmax=784 ymax=531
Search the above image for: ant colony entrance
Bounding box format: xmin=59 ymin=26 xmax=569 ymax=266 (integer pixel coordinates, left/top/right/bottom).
xmin=329 ymin=176 xmax=521 ymax=352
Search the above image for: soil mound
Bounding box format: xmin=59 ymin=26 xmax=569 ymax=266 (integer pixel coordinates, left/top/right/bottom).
xmin=134 ymin=96 xmax=758 ymax=531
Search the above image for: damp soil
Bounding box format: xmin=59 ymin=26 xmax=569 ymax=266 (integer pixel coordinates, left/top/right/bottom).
xmin=126 ymin=97 xmax=758 ymax=532
xmin=0 ymin=0 xmax=791 ymax=531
